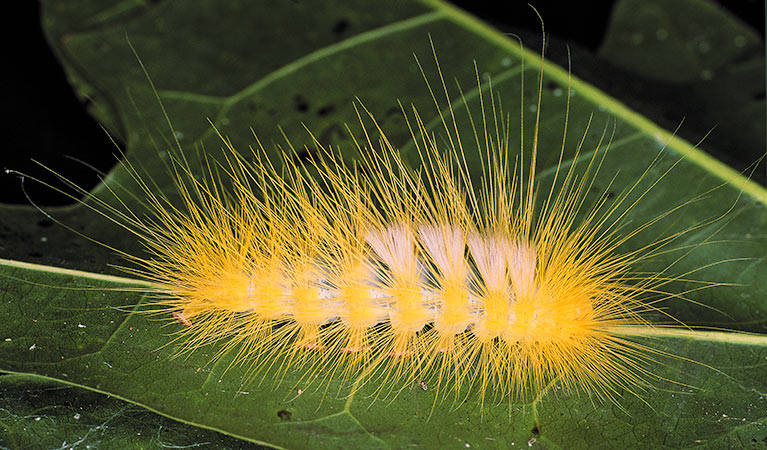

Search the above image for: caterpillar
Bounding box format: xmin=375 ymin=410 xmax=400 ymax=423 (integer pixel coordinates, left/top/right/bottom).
xmin=24 ymin=38 xmax=726 ymax=409
xmin=3 ymin=2 xmax=766 ymax=448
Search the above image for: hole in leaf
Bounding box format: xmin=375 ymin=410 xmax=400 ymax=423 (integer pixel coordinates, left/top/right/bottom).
xmin=294 ymin=95 xmax=309 ymax=113
xmin=317 ymin=104 xmax=336 ymax=116
xmin=332 ymin=18 xmax=349 ymax=35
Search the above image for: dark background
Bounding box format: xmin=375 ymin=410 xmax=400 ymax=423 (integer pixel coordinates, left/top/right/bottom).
xmin=2 ymin=0 xmax=765 ymax=206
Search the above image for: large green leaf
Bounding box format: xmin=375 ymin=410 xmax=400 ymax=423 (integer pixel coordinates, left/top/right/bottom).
xmin=597 ymin=0 xmax=766 ymax=176
xmin=1 ymin=0 xmax=766 ymax=448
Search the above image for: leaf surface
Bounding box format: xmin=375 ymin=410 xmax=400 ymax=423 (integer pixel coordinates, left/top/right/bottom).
xmin=1 ymin=0 xmax=766 ymax=448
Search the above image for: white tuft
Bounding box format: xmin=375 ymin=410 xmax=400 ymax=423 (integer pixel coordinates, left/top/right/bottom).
xmin=366 ymin=224 xmax=418 ymax=277
xmin=419 ymin=225 xmax=466 ymax=279
xmin=507 ymin=239 xmax=537 ymax=297
xmin=468 ymin=233 xmax=508 ymax=292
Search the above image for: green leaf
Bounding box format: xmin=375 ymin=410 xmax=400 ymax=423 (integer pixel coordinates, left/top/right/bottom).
xmin=0 ymin=373 xmax=256 ymax=449
xmin=1 ymin=0 xmax=766 ymax=448
xmin=598 ymin=0 xmax=766 ymax=177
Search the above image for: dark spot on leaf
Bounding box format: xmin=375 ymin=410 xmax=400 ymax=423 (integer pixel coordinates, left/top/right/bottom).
xmin=385 ymin=106 xmax=405 ymax=126
xmin=332 ymin=18 xmax=349 ymax=35
xmin=386 ymin=106 xmax=401 ymax=117
xmin=293 ymin=145 xmax=315 ymax=162
xmin=37 ymin=220 xmax=52 ymax=228
xmin=606 ymin=191 xmax=615 ymax=199
xmin=294 ymin=95 xmax=309 ymax=113
xmin=531 ymin=425 xmax=540 ymax=436
xmin=277 ymin=409 xmax=292 ymax=421
xmin=753 ymin=91 xmax=765 ymax=100
xmin=28 ymin=252 xmax=43 ymax=258
xmin=546 ymin=81 xmax=558 ymax=91
xmin=317 ymin=104 xmax=336 ymax=116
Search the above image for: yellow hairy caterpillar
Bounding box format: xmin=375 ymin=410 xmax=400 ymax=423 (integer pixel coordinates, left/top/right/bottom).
xmin=6 ymin=6 xmax=764 ymax=435
xmin=25 ymin=32 xmax=742 ymax=412
xmin=5 ymin=2 xmax=767 ymax=449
